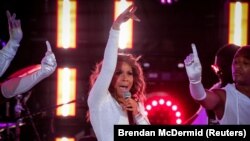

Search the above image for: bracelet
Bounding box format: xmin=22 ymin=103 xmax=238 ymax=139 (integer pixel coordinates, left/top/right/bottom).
xmin=189 ymin=79 xmax=201 ymax=84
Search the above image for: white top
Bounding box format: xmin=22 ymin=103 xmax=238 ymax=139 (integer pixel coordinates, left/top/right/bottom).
xmin=219 ymin=83 xmax=250 ymax=124
xmin=87 ymin=28 xmax=150 ymax=141
xmin=191 ymin=82 xmax=221 ymax=125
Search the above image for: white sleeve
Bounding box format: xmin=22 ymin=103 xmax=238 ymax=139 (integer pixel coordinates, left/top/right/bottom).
xmin=0 ymin=40 xmax=20 ymax=76
xmin=135 ymin=102 xmax=151 ymax=125
xmin=1 ymin=67 xmax=54 ymax=98
xmin=1 ymin=50 xmax=56 ymax=98
xmin=189 ymin=81 xmax=207 ymax=101
xmin=87 ymin=28 xmax=120 ymax=109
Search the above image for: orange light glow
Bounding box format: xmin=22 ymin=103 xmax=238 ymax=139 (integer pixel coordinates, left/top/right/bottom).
xmin=56 ymin=137 xmax=75 ymax=141
xmin=114 ymin=0 xmax=133 ymax=49
xmin=229 ymin=2 xmax=248 ymax=46
xmin=57 ymin=0 xmax=77 ymax=48
xmin=56 ymin=68 xmax=76 ymax=116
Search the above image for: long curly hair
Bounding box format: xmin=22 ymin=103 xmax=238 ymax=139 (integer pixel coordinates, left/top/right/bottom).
xmin=89 ymin=53 xmax=146 ymax=102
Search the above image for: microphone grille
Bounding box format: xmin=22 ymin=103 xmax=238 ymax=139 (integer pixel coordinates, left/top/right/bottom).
xmin=123 ymin=91 xmax=131 ymax=99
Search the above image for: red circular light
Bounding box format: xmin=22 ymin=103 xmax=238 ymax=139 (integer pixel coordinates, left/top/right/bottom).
xmin=145 ymin=93 xmax=184 ymax=125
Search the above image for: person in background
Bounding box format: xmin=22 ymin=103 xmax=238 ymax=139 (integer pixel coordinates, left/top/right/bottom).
xmin=0 ymin=10 xmax=56 ymax=141
xmin=0 ymin=10 xmax=22 ymax=77
xmin=185 ymin=44 xmax=250 ymax=124
xmin=1 ymin=41 xmax=57 ymax=99
xmin=0 ymin=11 xmax=57 ymax=101
xmin=87 ymin=4 xmax=150 ymax=141
xmin=192 ymin=44 xmax=239 ymax=125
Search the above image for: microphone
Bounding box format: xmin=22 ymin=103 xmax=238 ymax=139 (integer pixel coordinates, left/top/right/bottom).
xmin=123 ymin=91 xmax=135 ymax=125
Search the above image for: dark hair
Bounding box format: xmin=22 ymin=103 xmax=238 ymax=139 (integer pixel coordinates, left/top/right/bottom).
xmin=89 ymin=53 xmax=146 ymax=102
xmin=234 ymin=45 xmax=250 ymax=60
xmin=214 ymin=44 xmax=240 ymax=86
xmin=206 ymin=44 xmax=239 ymax=125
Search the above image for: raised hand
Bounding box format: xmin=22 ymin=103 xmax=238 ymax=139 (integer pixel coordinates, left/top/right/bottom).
xmin=6 ymin=10 xmax=23 ymax=44
xmin=184 ymin=43 xmax=202 ymax=84
xmin=112 ymin=4 xmax=140 ymax=30
xmin=41 ymin=41 xmax=57 ymax=75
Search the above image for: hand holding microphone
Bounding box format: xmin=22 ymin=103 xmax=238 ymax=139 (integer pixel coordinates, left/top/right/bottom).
xmin=123 ymin=91 xmax=139 ymax=125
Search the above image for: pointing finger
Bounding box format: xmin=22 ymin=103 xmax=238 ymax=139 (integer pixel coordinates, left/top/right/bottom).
xmin=6 ymin=10 xmax=11 ymax=19
xmin=191 ymin=43 xmax=198 ymax=58
xmin=46 ymin=41 xmax=52 ymax=52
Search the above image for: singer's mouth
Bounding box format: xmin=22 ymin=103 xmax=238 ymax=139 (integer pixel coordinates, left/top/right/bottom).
xmin=119 ymin=86 xmax=128 ymax=91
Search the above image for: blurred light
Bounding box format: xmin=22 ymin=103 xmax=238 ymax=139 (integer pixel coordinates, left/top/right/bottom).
xmin=159 ymin=99 xmax=165 ymax=105
xmin=0 ymin=39 xmax=6 ymax=47
xmin=172 ymin=105 xmax=177 ymax=111
xmin=146 ymin=105 xmax=152 ymax=110
xmin=56 ymin=137 xmax=75 ymax=141
xmin=57 ymin=68 xmax=76 ymax=116
xmin=114 ymin=0 xmax=133 ymax=49
xmin=177 ymin=63 xmax=184 ymax=68
xmin=152 ymin=100 xmax=158 ymax=106
xmin=145 ymin=93 xmax=184 ymax=124
xmin=166 ymin=100 xmax=172 ymax=106
xmin=161 ymin=0 xmax=167 ymax=4
xmin=57 ymin=0 xmax=77 ymax=48
xmin=176 ymin=118 xmax=182 ymax=124
xmin=161 ymin=0 xmax=178 ymax=5
xmin=143 ymin=62 xmax=150 ymax=68
xmin=176 ymin=111 xmax=181 ymax=117
xmin=229 ymin=1 xmax=248 ymax=46
xmin=148 ymin=72 xmax=158 ymax=79
xmin=211 ymin=64 xmax=219 ymax=74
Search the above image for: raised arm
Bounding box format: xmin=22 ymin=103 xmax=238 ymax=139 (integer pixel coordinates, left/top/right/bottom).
xmin=88 ymin=4 xmax=140 ymax=108
xmin=1 ymin=41 xmax=57 ymax=98
xmin=0 ymin=10 xmax=23 ymax=76
xmin=184 ymin=43 xmax=221 ymax=110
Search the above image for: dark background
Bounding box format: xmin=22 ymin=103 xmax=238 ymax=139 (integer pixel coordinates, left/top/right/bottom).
xmin=1 ymin=0 xmax=248 ymax=140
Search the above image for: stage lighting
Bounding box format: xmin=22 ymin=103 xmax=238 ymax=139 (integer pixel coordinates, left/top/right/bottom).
xmin=145 ymin=92 xmax=183 ymax=125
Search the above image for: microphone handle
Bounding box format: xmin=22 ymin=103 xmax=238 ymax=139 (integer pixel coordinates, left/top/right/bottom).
xmin=123 ymin=92 xmax=135 ymax=125
xmin=127 ymin=111 xmax=135 ymax=125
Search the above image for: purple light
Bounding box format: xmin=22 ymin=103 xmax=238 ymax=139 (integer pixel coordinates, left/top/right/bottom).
xmin=161 ymin=0 xmax=172 ymax=4
xmin=161 ymin=0 xmax=174 ymax=4
xmin=161 ymin=0 xmax=166 ymax=4
xmin=1 ymin=41 xmax=6 ymax=47
xmin=0 ymin=39 xmax=7 ymax=47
